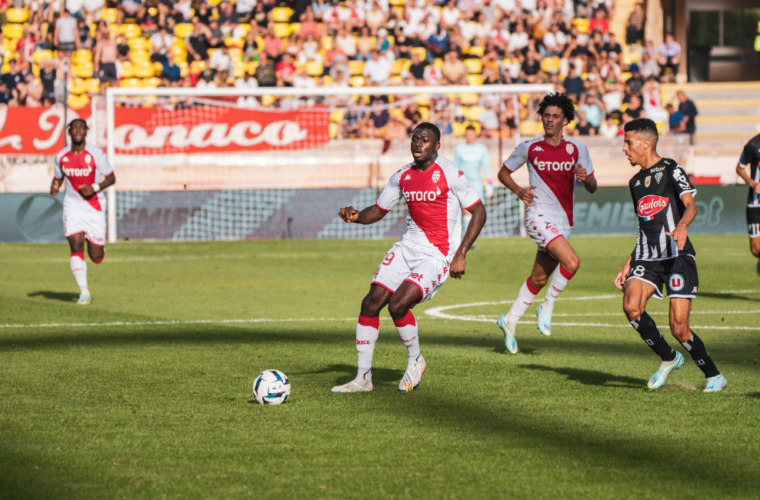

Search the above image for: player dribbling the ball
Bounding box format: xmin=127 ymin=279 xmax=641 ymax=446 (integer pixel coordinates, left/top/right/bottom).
xmin=331 ymin=123 xmax=486 ymax=393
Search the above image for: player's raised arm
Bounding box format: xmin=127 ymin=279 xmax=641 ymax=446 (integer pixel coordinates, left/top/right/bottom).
xmin=338 ymin=205 xmax=387 ymax=225
xmin=450 ymin=201 xmax=486 ymax=279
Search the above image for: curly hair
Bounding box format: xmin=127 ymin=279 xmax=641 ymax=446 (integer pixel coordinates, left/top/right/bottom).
xmin=537 ymin=93 xmax=575 ymax=122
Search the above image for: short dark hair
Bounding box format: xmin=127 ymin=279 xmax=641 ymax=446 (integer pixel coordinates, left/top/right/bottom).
xmin=537 ymin=92 xmax=575 ymax=122
xmin=465 ymin=124 xmax=477 ymax=132
xmin=67 ymin=118 xmax=88 ymax=130
xmin=624 ymin=117 xmax=659 ymax=147
xmin=413 ymin=122 xmax=441 ymax=143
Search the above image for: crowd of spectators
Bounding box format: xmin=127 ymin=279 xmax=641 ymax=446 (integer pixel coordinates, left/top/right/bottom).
xmin=0 ymin=0 xmax=693 ymax=140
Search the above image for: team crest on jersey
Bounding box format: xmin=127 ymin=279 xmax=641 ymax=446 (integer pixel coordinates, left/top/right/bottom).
xmin=645 ymin=176 xmax=651 ymax=188
xmin=655 ymin=172 xmax=663 ymax=184
xmin=566 ymin=143 xmax=574 ymax=155
xmin=669 ymin=274 xmax=685 ymax=292
xmin=432 ymin=170 xmax=440 ymax=183
xmin=85 ymin=154 xmax=92 ymax=164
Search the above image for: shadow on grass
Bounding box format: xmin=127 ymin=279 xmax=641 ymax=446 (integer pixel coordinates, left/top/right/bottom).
xmin=747 ymin=392 xmax=760 ymax=399
xmin=519 ymin=363 xmax=643 ymax=388
xmin=27 ymin=290 xmax=78 ymax=303
xmin=699 ymin=291 xmax=760 ymax=302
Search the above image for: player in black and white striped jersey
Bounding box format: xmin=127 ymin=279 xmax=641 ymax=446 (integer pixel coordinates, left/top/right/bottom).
xmin=614 ymin=118 xmax=726 ymax=392
xmin=735 ymin=133 xmax=760 ymax=275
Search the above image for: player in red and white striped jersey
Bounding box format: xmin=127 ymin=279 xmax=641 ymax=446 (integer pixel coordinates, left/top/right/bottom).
xmin=331 ymin=123 xmax=486 ymax=393
xmin=50 ymin=119 xmax=115 ymax=305
xmin=496 ymin=93 xmax=597 ymax=353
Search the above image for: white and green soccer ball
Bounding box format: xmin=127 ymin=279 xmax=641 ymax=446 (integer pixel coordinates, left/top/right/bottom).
xmin=253 ymin=369 xmax=291 ymax=405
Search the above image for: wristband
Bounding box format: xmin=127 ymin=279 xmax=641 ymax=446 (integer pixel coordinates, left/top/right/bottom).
xmin=92 ymin=183 xmax=101 ymax=193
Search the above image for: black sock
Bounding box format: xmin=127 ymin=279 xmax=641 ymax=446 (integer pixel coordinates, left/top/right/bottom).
xmin=681 ymin=331 xmax=720 ymax=378
xmin=631 ymin=311 xmax=676 ymax=362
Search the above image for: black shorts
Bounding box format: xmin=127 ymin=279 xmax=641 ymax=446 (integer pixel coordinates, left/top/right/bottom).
xmin=98 ymin=62 xmax=118 ymax=82
xmin=626 ymin=254 xmax=698 ymax=299
xmin=747 ymin=206 xmax=760 ymax=238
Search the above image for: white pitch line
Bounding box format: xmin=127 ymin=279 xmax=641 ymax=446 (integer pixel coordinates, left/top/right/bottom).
xmin=0 ymin=317 xmax=357 ymax=330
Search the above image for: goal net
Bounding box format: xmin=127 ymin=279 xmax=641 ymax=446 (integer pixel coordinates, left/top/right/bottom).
xmin=99 ymin=83 xmax=552 ymax=242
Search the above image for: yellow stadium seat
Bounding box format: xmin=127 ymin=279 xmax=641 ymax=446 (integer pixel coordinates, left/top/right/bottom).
xmin=2 ymin=23 xmax=23 ymax=39
xmin=68 ymin=93 xmax=90 ymax=109
xmin=171 ymin=45 xmax=186 ymax=59
xmin=72 ymin=61 xmax=94 ymax=78
xmin=328 ymin=122 xmax=339 ymax=139
xmin=305 ymin=60 xmax=323 ymax=77
xmin=349 ymin=75 xmax=365 ymax=87
xmin=246 ymin=61 xmax=259 ymax=74
xmin=273 ymin=23 xmax=290 ymax=38
xmin=391 ymin=58 xmax=409 ymax=75
xmin=119 ymin=77 xmax=141 ymax=88
xmin=270 ymin=7 xmax=293 ymax=23
xmin=415 ymin=94 xmax=431 ymax=107
xmin=347 ymin=59 xmax=365 ymax=76
xmin=85 ymin=78 xmax=100 ymax=93
xmin=463 ymin=58 xmax=482 ymax=74
xmin=235 ymin=23 xmax=252 ymax=37
xmin=178 ymin=61 xmax=189 ymax=77
xmin=464 ymin=46 xmax=485 ymax=58
xmin=290 ymin=23 xmax=301 ymax=36
xmin=419 ymin=106 xmax=429 ymax=120
xmin=389 ymin=0 xmax=404 ymax=5
xmin=225 ymin=35 xmax=243 ymax=48
xmin=573 ymin=18 xmax=590 ymax=34
xmin=101 ymin=8 xmax=118 ymax=24
xmin=330 ymin=109 xmax=345 ymax=122
xmin=72 ymin=49 xmax=92 ymax=63
xmin=411 ymin=47 xmax=426 ymax=61
xmin=140 ymin=77 xmax=161 ymax=87
xmin=463 ymin=106 xmax=484 ymax=122
xmin=321 ymin=36 xmax=333 ymax=51
xmin=128 ymin=37 xmax=150 ymax=51
xmin=33 ymin=49 xmax=56 ymax=65
xmin=69 ymin=78 xmax=87 ymax=95
xmin=190 ymin=60 xmax=208 ymax=74
xmin=118 ymin=23 xmax=142 ymax=39
xmin=174 ymin=23 xmax=194 ymax=38
xmin=460 ymin=93 xmax=479 ymax=105
xmin=453 ymin=122 xmax=467 ymax=137
xmin=466 ymin=74 xmax=483 ymax=85
xmin=120 ymin=60 xmax=135 ymax=78
xmin=261 ymin=94 xmax=277 ymax=107
xmin=433 ymin=58 xmax=444 ymax=69
xmin=540 ymin=56 xmax=560 ymax=74
xmin=133 ymin=60 xmax=154 ymax=78
xmin=519 ymin=120 xmax=541 ymax=136
xmin=6 ymin=7 xmax=29 ymax=23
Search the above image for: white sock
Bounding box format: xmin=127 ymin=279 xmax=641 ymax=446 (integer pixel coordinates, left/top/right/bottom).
xmin=70 ymin=253 xmax=89 ymax=295
xmin=507 ymin=278 xmax=539 ymax=321
xmin=542 ymin=266 xmax=574 ymax=313
xmin=394 ymin=310 xmax=420 ymax=364
xmin=356 ymin=315 xmax=379 ymax=381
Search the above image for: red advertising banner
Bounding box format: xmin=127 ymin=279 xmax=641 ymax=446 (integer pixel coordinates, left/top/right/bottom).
xmin=0 ymin=106 xmax=330 ymax=155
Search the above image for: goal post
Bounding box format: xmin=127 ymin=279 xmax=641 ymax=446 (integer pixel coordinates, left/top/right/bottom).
xmin=102 ymin=83 xmax=553 ymax=243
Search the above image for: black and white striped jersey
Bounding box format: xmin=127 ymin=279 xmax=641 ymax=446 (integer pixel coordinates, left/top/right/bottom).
xmin=629 ymin=158 xmax=696 ymax=261
xmin=739 ymin=133 xmax=760 ymax=207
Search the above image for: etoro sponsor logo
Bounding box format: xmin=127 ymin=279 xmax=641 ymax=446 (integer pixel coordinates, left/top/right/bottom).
xmin=62 ymin=164 xmax=94 ymax=177
xmin=404 ymin=187 xmax=441 ymax=202
xmin=533 ymin=159 xmax=576 ymax=171
xmin=637 ymin=195 xmax=668 ymax=220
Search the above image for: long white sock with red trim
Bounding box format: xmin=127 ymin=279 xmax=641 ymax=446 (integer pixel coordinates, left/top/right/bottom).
xmin=394 ymin=310 xmax=420 ymax=361
xmin=542 ymin=266 xmax=575 ymax=314
xmin=507 ymin=278 xmax=539 ymax=321
xmin=70 ymin=252 xmax=89 ymax=295
xmin=355 ymin=315 xmax=379 ymax=381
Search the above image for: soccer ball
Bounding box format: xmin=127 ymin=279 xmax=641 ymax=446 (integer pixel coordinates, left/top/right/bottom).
xmin=252 ymin=369 xmax=291 ymax=405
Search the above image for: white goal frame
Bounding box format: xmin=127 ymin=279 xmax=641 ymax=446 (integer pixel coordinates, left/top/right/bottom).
xmin=103 ymin=83 xmax=553 ymax=242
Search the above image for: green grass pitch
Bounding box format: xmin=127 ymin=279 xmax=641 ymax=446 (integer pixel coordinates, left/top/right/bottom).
xmin=1 ymin=235 xmax=758 ymax=499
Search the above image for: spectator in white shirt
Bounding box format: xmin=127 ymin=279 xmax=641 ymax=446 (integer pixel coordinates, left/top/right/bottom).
xmin=362 ymin=49 xmax=392 ymax=84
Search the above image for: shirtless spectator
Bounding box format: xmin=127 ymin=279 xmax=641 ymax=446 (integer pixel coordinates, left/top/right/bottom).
xmin=441 ymin=50 xmax=467 ymax=85
xmin=93 ymin=29 xmax=119 ymax=85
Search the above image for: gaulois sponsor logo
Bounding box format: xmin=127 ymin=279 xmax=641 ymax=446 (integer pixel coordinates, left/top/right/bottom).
xmin=637 ymin=195 xmax=668 ymax=220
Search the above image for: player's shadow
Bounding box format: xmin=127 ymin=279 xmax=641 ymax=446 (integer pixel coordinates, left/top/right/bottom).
xmin=519 ymin=363 xmax=642 ymax=389
xmin=747 ymin=392 xmax=760 ymax=399
xmin=27 ymin=291 xmax=79 ymax=303
xmin=298 ymin=363 xmax=403 ymax=387
xmin=699 ymin=291 xmax=759 ymax=302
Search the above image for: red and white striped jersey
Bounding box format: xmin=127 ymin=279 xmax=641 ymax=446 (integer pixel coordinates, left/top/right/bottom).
xmin=376 ymin=155 xmax=481 ymax=260
xmin=54 ymin=144 xmax=113 ymax=213
xmin=503 ymin=136 xmax=593 ymax=227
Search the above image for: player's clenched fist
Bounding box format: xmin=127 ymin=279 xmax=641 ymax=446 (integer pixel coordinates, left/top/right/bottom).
xmin=339 ymin=206 xmax=359 ymax=223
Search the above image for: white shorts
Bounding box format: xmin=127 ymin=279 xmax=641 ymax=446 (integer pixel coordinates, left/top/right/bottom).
xmin=372 ymin=240 xmax=450 ymax=303
xmin=526 ymin=213 xmax=571 ymax=252
xmin=63 ymin=205 xmax=106 ymax=246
